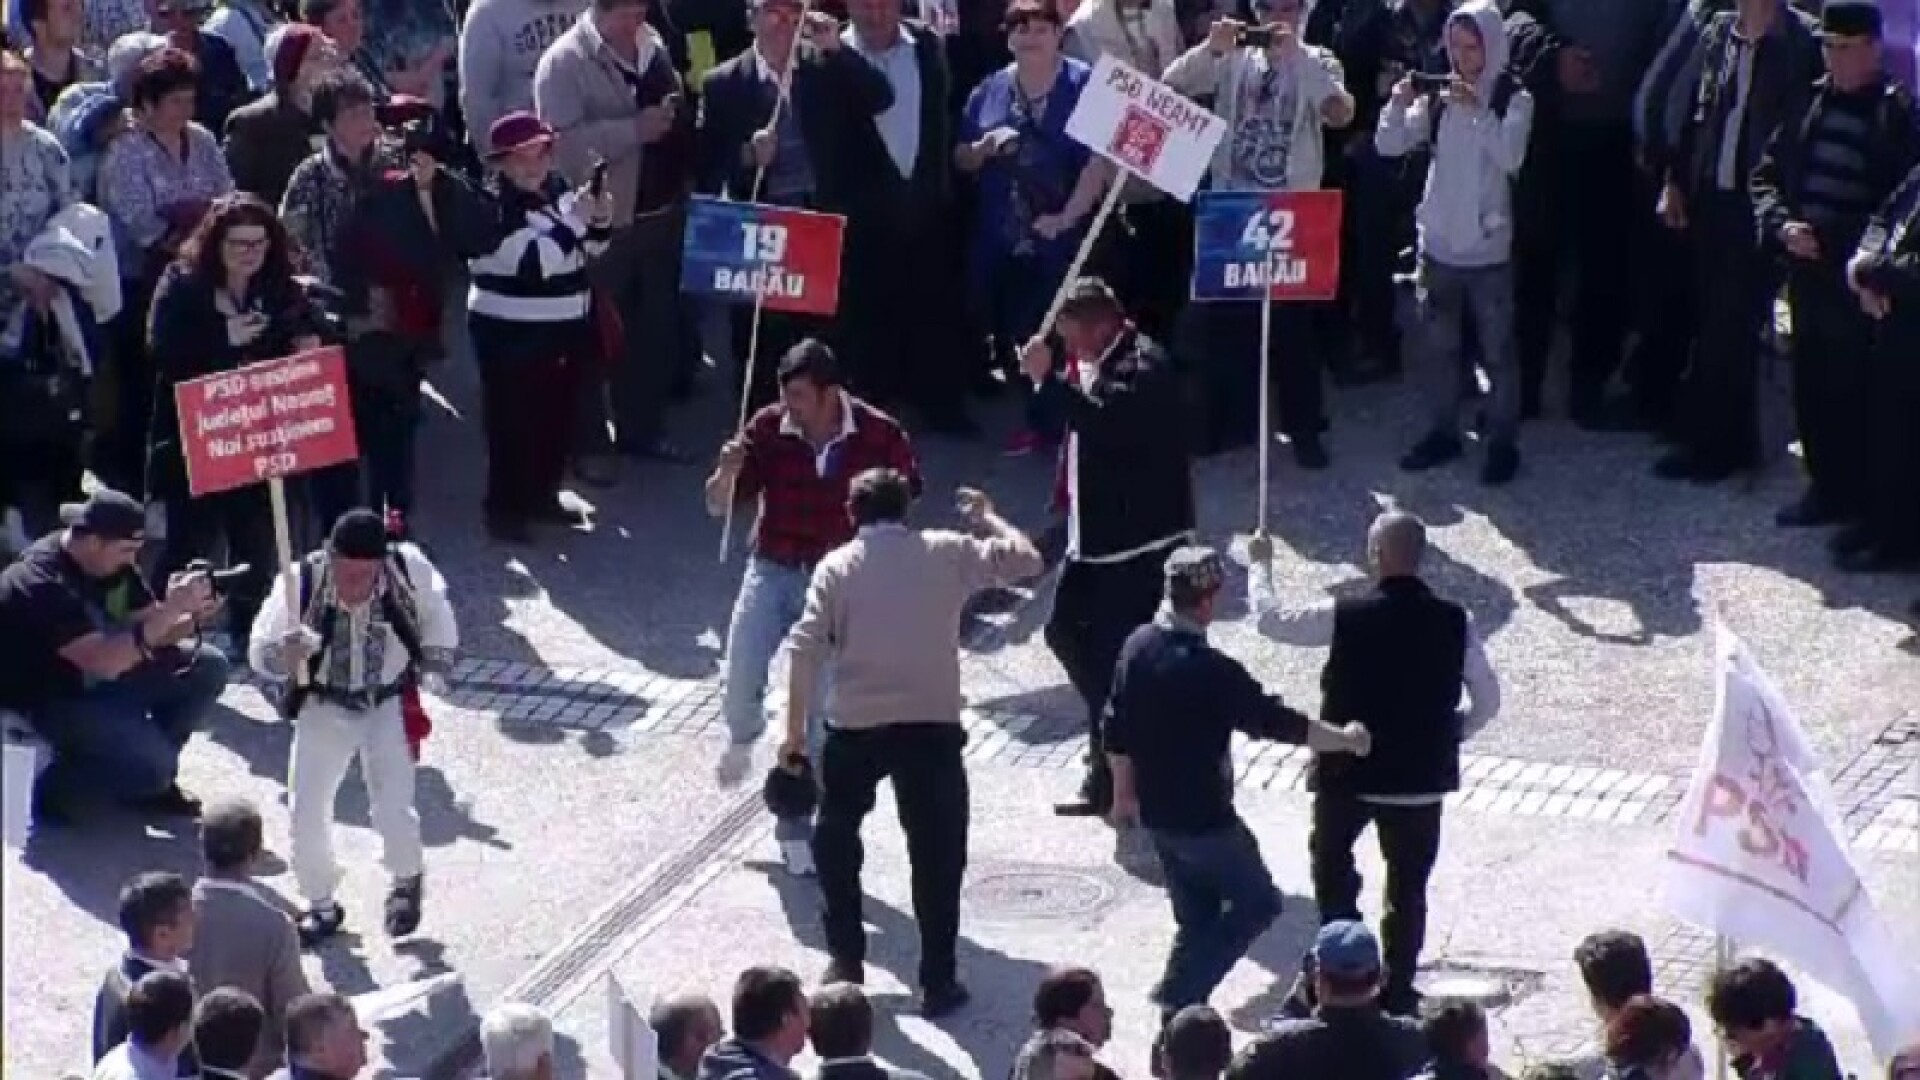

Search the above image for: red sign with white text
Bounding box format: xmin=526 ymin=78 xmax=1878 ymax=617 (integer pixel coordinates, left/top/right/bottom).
xmin=174 ymin=347 xmax=359 ymax=497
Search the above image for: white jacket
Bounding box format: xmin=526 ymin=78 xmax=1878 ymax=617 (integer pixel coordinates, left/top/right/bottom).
xmin=1163 ymin=39 xmax=1345 ymax=193
xmin=1064 ymin=0 xmax=1183 ymax=78
xmin=1374 ymin=0 xmax=1532 ymax=268
xmin=10 ymin=201 xmax=123 ymax=376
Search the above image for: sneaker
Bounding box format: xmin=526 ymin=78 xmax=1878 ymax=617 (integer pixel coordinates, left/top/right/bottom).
xmin=297 ymin=903 xmax=347 ymax=948
xmin=127 ymin=783 xmax=202 ymax=819
xmin=780 ymin=839 xmax=816 ymax=877
xmin=1399 ymin=433 xmax=1463 ymax=473
xmin=918 ymin=982 xmax=971 ymax=1019
xmin=385 ymin=875 xmax=424 ymax=938
xmin=533 ymin=502 xmax=592 ymax=528
xmin=1479 ymin=443 xmax=1520 ymax=487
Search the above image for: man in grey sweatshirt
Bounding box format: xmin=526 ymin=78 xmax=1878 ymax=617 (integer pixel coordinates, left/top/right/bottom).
xmin=459 ymin=0 xmax=590 ymax=154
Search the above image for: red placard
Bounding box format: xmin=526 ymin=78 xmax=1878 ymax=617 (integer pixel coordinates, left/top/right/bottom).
xmin=174 ymin=347 xmax=359 ymax=497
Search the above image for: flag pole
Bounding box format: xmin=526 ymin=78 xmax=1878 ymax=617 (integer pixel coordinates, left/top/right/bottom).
xmin=1712 ymin=934 xmax=1734 ymax=1080
xmin=1034 ymin=174 xmax=1125 ymax=341
xmin=719 ymin=1 xmax=814 ymax=562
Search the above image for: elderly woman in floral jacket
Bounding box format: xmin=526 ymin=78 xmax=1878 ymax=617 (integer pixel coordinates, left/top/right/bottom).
xmin=280 ymin=66 xmax=486 ymax=536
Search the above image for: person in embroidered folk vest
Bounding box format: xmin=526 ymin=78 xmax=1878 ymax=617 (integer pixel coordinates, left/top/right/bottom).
xmin=246 ymin=509 xmax=459 ymax=947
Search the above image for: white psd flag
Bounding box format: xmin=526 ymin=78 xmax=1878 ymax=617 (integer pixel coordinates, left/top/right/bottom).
xmin=1662 ymin=626 xmax=1920 ymax=1060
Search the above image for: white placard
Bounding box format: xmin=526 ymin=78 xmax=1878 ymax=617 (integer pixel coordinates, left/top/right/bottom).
xmin=607 ymin=972 xmax=657 ymax=1080
xmin=1663 ymin=627 xmax=1920 ymax=1059
xmin=1064 ymin=53 xmax=1226 ymax=203
xmin=4 ymin=741 xmax=40 ymax=850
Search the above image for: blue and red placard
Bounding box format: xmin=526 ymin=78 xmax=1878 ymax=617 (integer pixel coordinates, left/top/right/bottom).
xmin=680 ymin=196 xmax=846 ymax=317
xmin=1190 ymin=189 xmax=1344 ymax=303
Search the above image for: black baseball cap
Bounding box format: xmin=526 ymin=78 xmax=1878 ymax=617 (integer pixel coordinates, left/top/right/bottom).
xmin=60 ymin=489 xmax=147 ymax=542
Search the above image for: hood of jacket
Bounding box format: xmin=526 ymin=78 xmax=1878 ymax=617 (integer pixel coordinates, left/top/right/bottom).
xmin=1446 ymin=0 xmax=1508 ymax=104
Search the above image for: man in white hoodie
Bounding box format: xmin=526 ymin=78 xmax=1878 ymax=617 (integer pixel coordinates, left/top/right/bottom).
xmin=1375 ymin=0 xmax=1531 ymax=486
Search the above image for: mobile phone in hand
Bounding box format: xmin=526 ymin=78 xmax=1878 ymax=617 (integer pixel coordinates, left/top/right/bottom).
xmin=1410 ymin=72 xmax=1451 ymax=93
xmin=1238 ymin=26 xmax=1273 ymax=48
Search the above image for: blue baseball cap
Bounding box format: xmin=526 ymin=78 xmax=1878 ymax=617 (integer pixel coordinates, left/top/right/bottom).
xmin=1313 ymin=920 xmax=1382 ymax=978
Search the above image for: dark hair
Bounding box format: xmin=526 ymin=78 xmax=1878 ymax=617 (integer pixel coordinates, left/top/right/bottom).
xmin=1162 ymin=1006 xmax=1231 ymax=1080
xmin=1424 ymin=1002 xmax=1487 ymax=1067
xmin=127 ymin=970 xmax=197 ymax=1047
xmin=178 ymin=192 xmax=299 ymax=284
xmin=731 ymin=966 xmax=806 ymax=1042
xmin=592 ymin=0 xmax=648 ymax=13
xmin=848 ymin=467 xmax=912 ymax=526
xmin=200 ymin=798 xmax=265 ymax=873
xmin=130 ymin=47 xmax=199 ymax=109
xmin=285 ymin=993 xmax=356 ymax=1059
xmin=308 ymin=67 xmax=376 ymax=128
xmin=650 ymin=996 xmax=717 ymax=1064
xmin=21 ymin=0 xmax=54 ymax=27
xmin=118 ymin=871 xmax=192 ymax=948
xmin=809 ymin=984 xmax=874 ymax=1060
xmin=195 ymin=989 xmax=268 ymax=1072
xmin=1574 ymin=931 xmax=1653 ymax=1011
xmin=299 ymin=0 xmax=346 ymax=25
xmin=1604 ymin=995 xmax=1692 ymax=1069
xmin=1033 ymin=966 xmax=1103 ymax=1029
xmin=1317 ymin=967 xmax=1379 ymax=998
xmin=1002 ymin=0 xmax=1063 ymax=31
xmin=1707 ymin=958 xmax=1797 ymax=1035
xmin=776 ymin=338 xmax=841 ymax=390
xmin=1520 ymin=1067 xmax=1582 ymax=1080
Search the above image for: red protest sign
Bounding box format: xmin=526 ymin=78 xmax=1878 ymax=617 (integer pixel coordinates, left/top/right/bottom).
xmin=174 ymin=347 xmax=359 ymax=498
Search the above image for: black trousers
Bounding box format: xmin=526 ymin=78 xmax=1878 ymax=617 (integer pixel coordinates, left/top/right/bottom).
xmin=1308 ymin=791 xmax=1443 ymax=1002
xmin=814 ymin=723 xmax=970 ymax=990
xmin=1678 ymin=189 xmax=1775 ymax=471
xmin=1187 ymin=301 xmax=1325 ymax=456
xmin=838 ymin=194 xmax=968 ymax=421
xmin=1515 ymin=124 xmax=1636 ymax=415
xmin=1625 ymin=204 xmax=1697 ymax=431
xmin=1044 ymin=550 xmax=1166 ymax=806
xmin=1862 ymin=313 xmax=1920 ymax=555
xmin=1787 ymin=267 xmax=1876 ymax=517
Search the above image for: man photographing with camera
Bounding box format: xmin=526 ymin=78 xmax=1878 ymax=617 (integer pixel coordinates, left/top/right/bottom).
xmin=0 ymin=489 xmax=233 ymax=832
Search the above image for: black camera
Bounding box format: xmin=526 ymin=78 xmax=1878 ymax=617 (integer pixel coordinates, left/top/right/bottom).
xmin=1238 ymin=26 xmax=1273 ymax=47
xmin=1410 ymin=71 xmax=1452 ymax=93
xmin=184 ymin=559 xmax=253 ymax=596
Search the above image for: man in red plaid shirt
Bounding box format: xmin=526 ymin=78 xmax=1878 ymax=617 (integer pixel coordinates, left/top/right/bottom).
xmin=704 ymin=340 xmax=921 ymax=875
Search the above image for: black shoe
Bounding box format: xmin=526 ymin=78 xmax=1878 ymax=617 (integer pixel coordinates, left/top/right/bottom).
xmin=31 ymin=782 xmax=75 ymax=829
xmin=1687 ymin=459 xmax=1742 ymax=486
xmin=297 ymin=903 xmax=346 ymax=948
xmin=1835 ymin=544 xmax=1920 ymax=574
xmin=532 ymin=502 xmax=592 ymax=528
xmin=1380 ymin=986 xmax=1424 ymax=1018
xmin=127 ymin=783 xmax=201 ymax=819
xmin=1829 ymin=523 xmax=1878 ymax=559
xmin=918 ymin=982 xmax=971 ymax=1019
xmin=1651 ymin=450 xmax=1700 ymax=481
xmin=485 ymin=515 xmax=533 ymax=545
xmin=1775 ymin=493 xmax=1840 ymax=528
xmin=1291 ymin=434 xmax=1330 ymax=471
xmin=1480 ymin=443 xmax=1519 ymax=487
xmin=385 ymin=875 xmax=424 ymax=938
xmin=1052 ymin=796 xmax=1106 ymax=817
xmin=571 ymin=456 xmax=620 ymax=489
xmin=1399 ymin=433 xmax=1463 ymax=473
xmin=822 ymin=959 xmax=866 ymax=986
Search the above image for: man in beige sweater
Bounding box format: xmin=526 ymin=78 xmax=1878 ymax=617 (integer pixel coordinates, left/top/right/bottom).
xmin=781 ymin=467 xmax=1042 ymax=1019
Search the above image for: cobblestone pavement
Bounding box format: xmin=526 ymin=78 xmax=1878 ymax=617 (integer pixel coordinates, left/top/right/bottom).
xmin=5 ymin=348 xmax=1917 ymax=1079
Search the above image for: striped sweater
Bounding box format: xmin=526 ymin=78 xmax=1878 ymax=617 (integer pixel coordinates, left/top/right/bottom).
xmin=466 ymin=177 xmax=610 ymax=329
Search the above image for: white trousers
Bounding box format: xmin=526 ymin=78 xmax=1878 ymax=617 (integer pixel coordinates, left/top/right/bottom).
xmin=288 ymin=697 xmax=422 ymax=904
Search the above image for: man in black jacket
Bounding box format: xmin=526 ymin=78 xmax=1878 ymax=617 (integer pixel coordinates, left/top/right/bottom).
xmin=696 ymin=0 xmax=893 ymax=409
xmin=1107 ymin=547 xmax=1370 ymax=1023
xmin=1018 ymin=278 xmax=1195 ymax=818
xmin=1752 ymin=2 xmax=1920 ymax=565
xmin=1844 ymin=162 xmax=1920 ymax=575
xmin=1226 ymin=921 xmax=1426 ymax=1080
xmin=1267 ymin=510 xmax=1500 ymax=1016
xmin=1654 ymin=0 xmax=1819 ymax=484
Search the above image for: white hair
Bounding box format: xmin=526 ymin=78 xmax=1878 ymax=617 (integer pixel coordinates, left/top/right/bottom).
xmin=480 ymin=1004 xmax=554 ymax=1080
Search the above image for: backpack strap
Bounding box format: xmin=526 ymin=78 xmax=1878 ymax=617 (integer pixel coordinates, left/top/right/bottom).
xmin=380 ymin=550 xmax=424 ymax=680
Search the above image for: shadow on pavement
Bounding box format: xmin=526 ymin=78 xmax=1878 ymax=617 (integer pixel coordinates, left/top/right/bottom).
xmin=19 ymin=813 xmax=200 ymax=928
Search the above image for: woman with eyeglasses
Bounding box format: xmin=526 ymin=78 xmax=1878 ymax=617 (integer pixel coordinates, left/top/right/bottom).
xmin=145 ymin=192 xmax=323 ymax=656
xmin=954 ymin=0 xmax=1111 ymax=456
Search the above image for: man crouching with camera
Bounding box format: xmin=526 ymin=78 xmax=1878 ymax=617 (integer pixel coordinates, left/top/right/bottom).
xmin=280 ymin=69 xmax=492 ymax=538
xmin=248 ymin=508 xmax=458 ymax=946
xmin=0 ymin=489 xmax=232 ymax=832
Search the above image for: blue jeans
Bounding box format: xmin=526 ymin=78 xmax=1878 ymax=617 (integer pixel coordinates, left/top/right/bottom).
xmin=32 ymin=645 xmax=231 ymax=803
xmin=722 ymin=557 xmax=830 ymax=842
xmin=1149 ymin=819 xmax=1284 ymax=1013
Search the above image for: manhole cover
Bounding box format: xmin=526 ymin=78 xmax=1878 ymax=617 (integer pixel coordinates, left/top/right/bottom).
xmin=964 ymin=868 xmax=1116 ymax=919
xmin=1416 ymin=965 xmax=1546 ymax=1010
